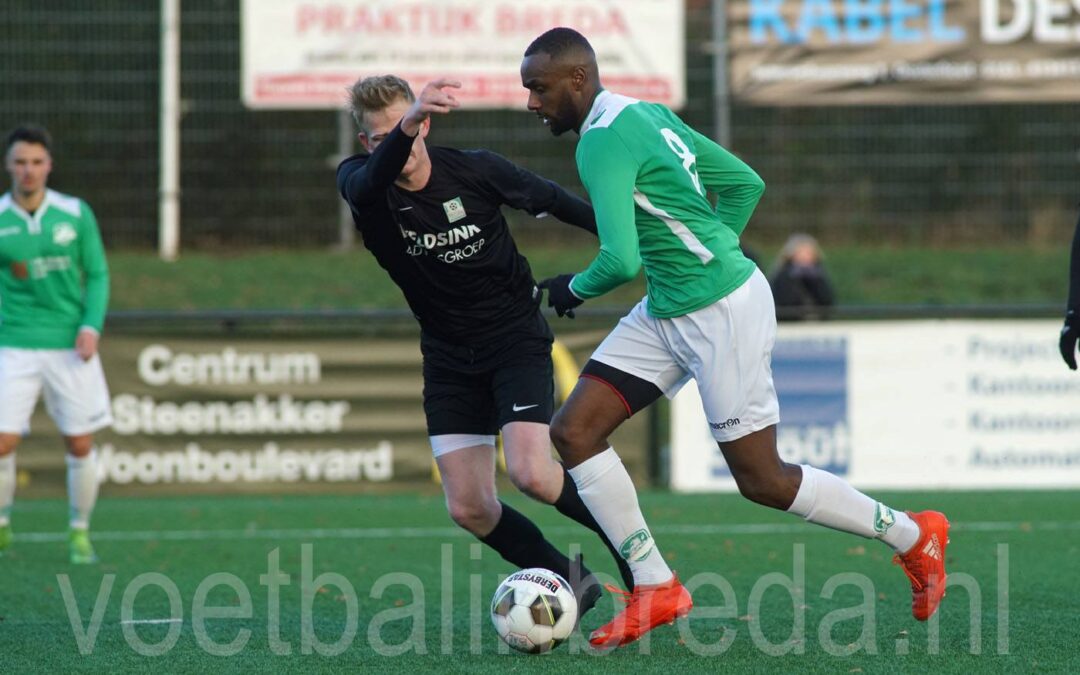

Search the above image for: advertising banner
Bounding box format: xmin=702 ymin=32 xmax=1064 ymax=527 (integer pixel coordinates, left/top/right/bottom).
xmin=18 ymin=328 xmax=656 ymax=493
xmin=730 ymin=0 xmax=1080 ymax=105
xmin=671 ymin=320 xmax=1080 ymax=491
xmin=241 ymin=0 xmax=685 ymax=109
xmin=20 ymin=335 xmax=418 ymax=488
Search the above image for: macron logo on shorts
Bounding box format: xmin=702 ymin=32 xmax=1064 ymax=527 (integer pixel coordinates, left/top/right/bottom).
xmin=709 ymin=417 xmax=740 ymax=430
xmin=512 ymin=403 xmax=539 ymax=412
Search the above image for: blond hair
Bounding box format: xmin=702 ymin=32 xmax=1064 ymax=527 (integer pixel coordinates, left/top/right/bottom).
xmin=347 ymin=75 xmax=415 ymax=132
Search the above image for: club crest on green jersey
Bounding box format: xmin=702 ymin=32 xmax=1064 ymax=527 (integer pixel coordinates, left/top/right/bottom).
xmin=52 ymin=222 xmax=77 ymax=246
xmin=442 ymin=197 xmax=466 ymax=224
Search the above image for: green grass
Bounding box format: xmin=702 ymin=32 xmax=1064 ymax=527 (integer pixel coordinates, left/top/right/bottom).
xmin=2 ymin=489 xmax=1077 ymax=671
xmin=105 ymin=244 xmax=1067 ymax=311
xmin=821 ymin=246 xmax=1067 ymax=306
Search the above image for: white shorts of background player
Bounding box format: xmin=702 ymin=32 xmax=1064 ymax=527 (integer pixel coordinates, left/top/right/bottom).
xmin=0 ymin=348 xmax=113 ymax=435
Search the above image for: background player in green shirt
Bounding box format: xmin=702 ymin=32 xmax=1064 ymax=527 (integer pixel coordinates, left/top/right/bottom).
xmin=521 ymin=28 xmax=950 ymax=648
xmin=0 ymin=125 xmax=112 ymax=563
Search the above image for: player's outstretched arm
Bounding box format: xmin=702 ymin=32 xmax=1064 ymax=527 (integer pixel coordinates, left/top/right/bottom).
xmin=338 ymin=79 xmax=461 ymax=208
xmin=400 ymin=79 xmax=461 ymax=136
xmin=1061 ymin=205 xmax=1080 ymax=370
xmin=547 ymin=184 xmax=597 ymax=235
xmin=337 ymin=130 xmax=414 ymax=207
xmin=471 ymin=150 xmax=597 ymax=235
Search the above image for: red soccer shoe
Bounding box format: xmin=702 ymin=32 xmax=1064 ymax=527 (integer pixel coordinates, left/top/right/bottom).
xmin=588 ymin=575 xmax=693 ymax=649
xmin=893 ymin=510 xmax=950 ymax=621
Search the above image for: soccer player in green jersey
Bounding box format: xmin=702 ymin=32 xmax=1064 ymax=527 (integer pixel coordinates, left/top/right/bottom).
xmin=521 ymin=28 xmax=950 ymax=648
xmin=0 ymin=125 xmax=112 ymax=563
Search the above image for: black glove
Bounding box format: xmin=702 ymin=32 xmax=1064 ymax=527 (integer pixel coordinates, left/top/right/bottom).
xmin=538 ymin=274 xmax=584 ymax=319
xmin=1062 ymin=309 xmax=1078 ymax=370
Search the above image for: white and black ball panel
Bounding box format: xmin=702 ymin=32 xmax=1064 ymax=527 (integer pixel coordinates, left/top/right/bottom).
xmin=491 ymin=585 xmax=515 ymax=617
xmin=527 ymin=622 xmax=555 ymax=652
xmin=489 ymin=567 xmax=580 ymax=653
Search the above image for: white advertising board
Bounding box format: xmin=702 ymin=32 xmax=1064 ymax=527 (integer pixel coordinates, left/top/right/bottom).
xmin=241 ymin=0 xmax=685 ymax=109
xmin=671 ymin=320 xmax=1080 ymax=491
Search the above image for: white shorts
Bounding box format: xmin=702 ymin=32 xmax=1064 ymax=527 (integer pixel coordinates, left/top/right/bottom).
xmin=590 ymin=268 xmax=780 ymax=442
xmin=0 ymin=348 xmax=113 ymax=436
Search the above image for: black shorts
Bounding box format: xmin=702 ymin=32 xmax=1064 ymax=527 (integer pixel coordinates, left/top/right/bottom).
xmin=421 ymin=318 xmax=555 ymax=436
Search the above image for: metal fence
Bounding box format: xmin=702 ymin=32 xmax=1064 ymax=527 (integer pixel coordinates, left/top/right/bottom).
xmin=2 ymin=0 xmax=1077 ymax=249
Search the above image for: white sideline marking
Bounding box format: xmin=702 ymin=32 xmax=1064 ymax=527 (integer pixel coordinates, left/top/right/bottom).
xmin=10 ymin=520 xmax=1080 ymax=544
xmin=120 ymin=618 xmax=183 ymax=625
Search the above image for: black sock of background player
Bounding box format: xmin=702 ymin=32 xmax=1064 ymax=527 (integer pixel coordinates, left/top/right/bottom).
xmin=553 ymin=464 xmax=635 ymax=590
xmin=480 ymin=502 xmax=584 ymax=582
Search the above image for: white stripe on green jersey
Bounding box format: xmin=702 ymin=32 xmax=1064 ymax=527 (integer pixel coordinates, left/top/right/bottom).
xmin=569 ymin=90 xmax=765 ymax=318
xmin=0 ymin=189 xmax=109 ymax=348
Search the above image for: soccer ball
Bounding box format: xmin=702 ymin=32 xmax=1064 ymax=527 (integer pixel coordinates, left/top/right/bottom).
xmin=490 ymin=568 xmax=578 ymax=653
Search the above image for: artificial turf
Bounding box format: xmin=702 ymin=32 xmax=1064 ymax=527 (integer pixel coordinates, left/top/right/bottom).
xmin=1 ymin=489 xmax=1076 ymax=672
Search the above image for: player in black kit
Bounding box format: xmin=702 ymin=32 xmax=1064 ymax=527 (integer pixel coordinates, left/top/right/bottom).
xmin=337 ymin=75 xmax=632 ymax=613
xmin=1062 ymin=205 xmax=1080 ymax=370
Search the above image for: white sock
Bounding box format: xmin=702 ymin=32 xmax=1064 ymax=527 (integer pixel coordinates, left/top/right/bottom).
xmin=568 ymin=447 xmax=673 ymax=587
xmin=67 ymin=450 xmax=100 ymax=530
xmin=0 ymin=453 xmax=14 ymax=527
xmin=787 ymin=464 xmax=921 ymax=554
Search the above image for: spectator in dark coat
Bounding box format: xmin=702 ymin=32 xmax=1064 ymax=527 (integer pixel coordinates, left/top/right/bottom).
xmin=769 ymin=234 xmax=835 ymax=320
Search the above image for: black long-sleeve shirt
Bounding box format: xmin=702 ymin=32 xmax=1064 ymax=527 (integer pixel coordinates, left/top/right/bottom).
xmin=337 ymin=122 xmax=595 ymax=345
xmin=770 ymin=262 xmax=836 ymax=321
xmin=1067 ymin=207 xmax=1080 ymax=312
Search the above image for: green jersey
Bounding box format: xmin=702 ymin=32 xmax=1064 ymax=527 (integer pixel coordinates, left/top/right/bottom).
xmin=570 ymin=90 xmax=765 ymax=318
xmin=0 ymin=189 xmax=109 ymax=348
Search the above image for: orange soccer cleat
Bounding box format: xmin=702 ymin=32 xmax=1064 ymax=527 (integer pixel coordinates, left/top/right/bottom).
xmin=893 ymin=510 xmax=950 ymax=621
xmin=588 ymin=575 xmax=693 ymax=649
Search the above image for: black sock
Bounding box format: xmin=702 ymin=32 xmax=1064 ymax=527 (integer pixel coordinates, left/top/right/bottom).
xmin=480 ymin=502 xmax=580 ymax=581
xmin=553 ymin=465 xmax=635 ymax=590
